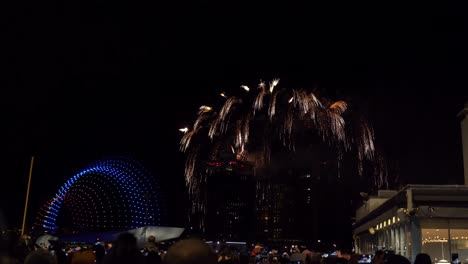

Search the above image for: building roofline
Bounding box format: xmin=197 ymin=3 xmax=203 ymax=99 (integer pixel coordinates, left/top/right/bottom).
xmin=402 ymin=184 xmax=468 ymax=190
xmin=353 ymin=190 xmax=406 ymax=229
xmin=353 ymin=184 xmax=468 ymax=230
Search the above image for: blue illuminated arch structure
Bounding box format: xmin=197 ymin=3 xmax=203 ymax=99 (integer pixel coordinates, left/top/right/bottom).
xmin=36 ymin=157 xmax=166 ymax=233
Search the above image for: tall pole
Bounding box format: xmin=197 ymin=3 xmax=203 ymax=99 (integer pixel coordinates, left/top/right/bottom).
xmin=145 ymin=193 xmax=150 ymax=226
xmin=21 ymin=156 xmax=34 ymax=237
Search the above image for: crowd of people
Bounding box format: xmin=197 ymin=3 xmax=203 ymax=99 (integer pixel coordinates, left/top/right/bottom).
xmin=244 ymin=244 xmax=432 ymax=264
xmin=0 ymin=232 xmax=166 ymax=264
xmin=0 ymin=231 xmax=437 ymax=264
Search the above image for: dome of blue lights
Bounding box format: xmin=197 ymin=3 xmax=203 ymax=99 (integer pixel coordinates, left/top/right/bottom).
xmin=35 ymin=157 xmax=166 ymax=233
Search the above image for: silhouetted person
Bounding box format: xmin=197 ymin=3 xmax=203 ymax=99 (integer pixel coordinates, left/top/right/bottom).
xmin=218 ymin=246 xmax=235 ymax=264
xmin=348 ymin=254 xmax=359 ymax=264
xmin=93 ymin=242 xmax=106 ymax=264
xmin=103 ymin=233 xmax=144 ymax=264
xmin=239 ymin=246 xmax=249 ymax=264
xmin=143 ymin=235 xmax=162 ymax=264
xmin=371 ymin=250 xmax=384 ymax=264
xmin=25 ymin=248 xmax=58 ymax=264
xmin=0 ymin=230 xmax=19 ymax=264
xmin=49 ymin=240 xmax=67 ymax=264
xmin=414 ymin=253 xmax=432 ymax=264
xmin=385 ymin=254 xmax=410 ymax=264
xmin=163 ymin=239 xmax=217 ymax=264
xmin=279 ymin=252 xmax=289 ymax=264
xmin=323 ymin=256 xmax=338 ymax=264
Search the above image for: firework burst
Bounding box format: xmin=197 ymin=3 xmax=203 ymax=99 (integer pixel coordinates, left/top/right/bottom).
xmin=180 ymin=79 xmax=388 ymax=229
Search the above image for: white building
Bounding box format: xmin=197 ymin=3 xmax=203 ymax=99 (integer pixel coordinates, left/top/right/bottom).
xmin=353 ymin=101 xmax=468 ymax=263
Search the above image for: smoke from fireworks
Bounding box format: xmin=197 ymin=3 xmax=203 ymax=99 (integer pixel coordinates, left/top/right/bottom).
xmin=179 ymin=79 xmax=388 ymax=228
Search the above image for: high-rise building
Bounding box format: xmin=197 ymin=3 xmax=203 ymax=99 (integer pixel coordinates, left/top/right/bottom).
xmin=203 ymin=147 xmax=343 ymax=244
xmin=204 ymin=160 xmax=256 ymax=241
xmin=253 ymin=167 xmax=323 ymax=243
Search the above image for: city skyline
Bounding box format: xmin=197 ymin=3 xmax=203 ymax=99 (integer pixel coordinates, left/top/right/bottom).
xmin=2 ymin=1 xmax=468 ymax=244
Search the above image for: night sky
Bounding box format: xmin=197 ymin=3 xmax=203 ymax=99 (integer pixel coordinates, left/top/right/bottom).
xmin=2 ymin=1 xmax=468 ymax=240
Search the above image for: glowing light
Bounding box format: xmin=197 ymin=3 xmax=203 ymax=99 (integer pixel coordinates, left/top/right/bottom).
xmin=269 ymin=78 xmax=279 ymax=93
xmin=241 ymin=85 xmax=250 ymax=91
xmin=35 ymin=157 xmax=165 ymax=232
xmin=199 ymin=106 xmax=212 ymax=113
xmin=179 ymin=127 xmax=189 ymax=133
xmin=220 ymin=92 xmax=227 ymax=98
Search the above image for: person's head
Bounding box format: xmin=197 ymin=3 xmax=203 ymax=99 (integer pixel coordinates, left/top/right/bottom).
xmin=374 ymin=250 xmax=384 ymax=260
xmin=415 ymin=253 xmax=432 ymax=264
xmin=292 ymin=246 xmax=300 ymax=253
xmin=115 ymin=233 xmax=138 ymax=249
xmin=221 ymin=246 xmax=232 ymax=256
xmin=148 ymin=235 xmax=156 ymax=243
xmin=25 ymin=249 xmax=57 ymax=264
xmin=385 ymin=254 xmax=410 ymax=264
xmin=112 ymin=232 xmax=139 ymax=257
xmin=164 ymin=239 xmax=217 ymax=264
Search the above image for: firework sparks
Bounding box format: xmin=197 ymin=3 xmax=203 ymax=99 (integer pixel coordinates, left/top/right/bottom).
xmin=268 ymin=89 xmax=279 ymax=120
xmin=194 ymin=114 xmax=209 ymax=130
xmin=329 ymin=101 xmax=348 ymax=115
xmin=326 ymin=101 xmax=348 ymax=142
xmin=208 ymin=117 xmax=221 ymax=139
xmin=179 ymin=78 xmax=386 ymax=229
xmin=269 ymin=78 xmax=280 ymax=93
xmin=180 ymin=130 xmax=195 ymax=152
xmin=198 ymin=105 xmax=212 ymax=114
xmin=253 ymin=81 xmax=267 ymax=114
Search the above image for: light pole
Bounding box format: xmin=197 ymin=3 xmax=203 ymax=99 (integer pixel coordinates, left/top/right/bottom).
xmin=21 ymin=156 xmax=34 ymax=237
xmin=144 ymin=193 xmax=151 ymax=226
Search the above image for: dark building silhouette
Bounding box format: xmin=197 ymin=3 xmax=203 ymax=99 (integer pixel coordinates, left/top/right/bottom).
xmin=202 ymin=144 xmax=350 ymax=244
xmin=254 ymin=167 xmax=321 ymax=243
xmin=204 ymin=160 xmax=256 ymax=241
xmin=252 ymin=144 xmax=345 ymax=244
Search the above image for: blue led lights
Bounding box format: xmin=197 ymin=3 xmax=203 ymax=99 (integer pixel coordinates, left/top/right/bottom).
xmin=35 ymin=157 xmax=165 ymax=232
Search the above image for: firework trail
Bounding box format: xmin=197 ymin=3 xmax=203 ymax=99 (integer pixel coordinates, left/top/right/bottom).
xmin=179 ymin=79 xmax=388 ymax=229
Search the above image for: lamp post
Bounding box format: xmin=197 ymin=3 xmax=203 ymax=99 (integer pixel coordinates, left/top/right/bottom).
xmin=21 ymin=156 xmax=34 ymax=237
xmin=144 ymin=193 xmax=151 ymax=226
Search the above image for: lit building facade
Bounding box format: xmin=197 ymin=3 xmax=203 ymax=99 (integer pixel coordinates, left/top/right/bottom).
xmin=354 ymin=103 xmax=468 ymax=263
xmin=353 ymin=185 xmax=468 ymax=263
